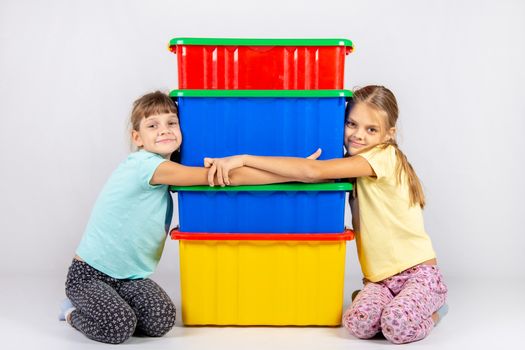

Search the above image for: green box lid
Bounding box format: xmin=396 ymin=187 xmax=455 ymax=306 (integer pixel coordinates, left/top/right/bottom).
xmin=170 ymin=182 xmax=352 ymax=192
xmin=169 ymin=37 xmax=353 ymax=51
xmin=169 ymin=89 xmax=352 ymax=98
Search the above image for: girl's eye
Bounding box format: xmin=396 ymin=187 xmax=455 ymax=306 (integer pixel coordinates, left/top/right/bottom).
xmin=345 ymin=121 xmax=356 ymax=127
xmin=368 ymin=128 xmax=377 ymax=133
xmin=147 ymin=124 xmax=157 ymax=128
xmin=169 ymin=122 xmax=178 ymax=126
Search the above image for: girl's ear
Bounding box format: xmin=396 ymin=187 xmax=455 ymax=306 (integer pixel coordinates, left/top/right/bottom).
xmin=387 ymin=127 xmax=396 ymax=142
xmin=131 ymin=130 xmax=143 ymax=147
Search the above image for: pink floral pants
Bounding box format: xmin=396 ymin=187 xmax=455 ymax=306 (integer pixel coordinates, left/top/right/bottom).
xmin=342 ymin=264 xmax=447 ymax=344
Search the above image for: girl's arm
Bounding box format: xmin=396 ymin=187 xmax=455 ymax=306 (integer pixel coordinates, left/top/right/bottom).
xmin=205 ymin=151 xmax=375 ymax=186
xmin=228 ymin=167 xmax=297 ymax=186
xmin=150 ymin=160 xmax=298 ymax=186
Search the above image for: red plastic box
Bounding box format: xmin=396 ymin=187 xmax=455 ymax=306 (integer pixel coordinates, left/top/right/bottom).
xmin=169 ymin=38 xmax=353 ymax=89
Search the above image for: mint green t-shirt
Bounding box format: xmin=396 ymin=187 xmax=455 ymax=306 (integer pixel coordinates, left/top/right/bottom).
xmin=76 ymin=150 xmax=169 ymax=279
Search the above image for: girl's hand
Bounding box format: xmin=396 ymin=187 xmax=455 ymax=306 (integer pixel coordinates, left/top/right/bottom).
xmin=204 ymin=155 xmax=246 ymax=187
xmin=306 ymin=148 xmax=322 ymax=160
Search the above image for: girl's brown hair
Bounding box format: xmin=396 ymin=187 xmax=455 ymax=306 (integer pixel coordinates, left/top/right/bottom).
xmin=130 ymin=91 xmax=178 ymax=132
xmin=350 ymin=85 xmax=426 ymax=208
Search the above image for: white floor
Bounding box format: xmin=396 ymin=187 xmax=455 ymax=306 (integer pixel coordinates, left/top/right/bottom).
xmin=3 ymin=271 xmax=524 ymax=350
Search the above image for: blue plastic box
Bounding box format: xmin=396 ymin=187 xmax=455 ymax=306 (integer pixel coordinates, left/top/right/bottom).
xmin=170 ymin=183 xmax=352 ymax=233
xmin=170 ymin=90 xmax=351 ymax=167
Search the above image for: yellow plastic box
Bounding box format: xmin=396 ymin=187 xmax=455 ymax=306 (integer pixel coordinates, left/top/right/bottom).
xmin=171 ymin=230 xmax=354 ymax=326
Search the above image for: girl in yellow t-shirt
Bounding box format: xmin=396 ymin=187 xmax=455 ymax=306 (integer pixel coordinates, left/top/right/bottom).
xmin=204 ymin=85 xmax=448 ymax=344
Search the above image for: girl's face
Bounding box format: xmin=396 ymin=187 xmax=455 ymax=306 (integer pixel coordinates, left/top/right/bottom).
xmin=132 ymin=112 xmax=182 ymax=158
xmin=344 ymin=103 xmax=395 ymax=155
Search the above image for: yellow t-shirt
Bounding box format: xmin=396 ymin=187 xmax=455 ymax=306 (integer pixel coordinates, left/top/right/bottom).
xmin=354 ymin=145 xmax=436 ymax=282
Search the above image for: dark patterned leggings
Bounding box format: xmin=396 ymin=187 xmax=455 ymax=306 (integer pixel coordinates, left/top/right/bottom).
xmin=65 ymin=259 xmax=176 ymax=344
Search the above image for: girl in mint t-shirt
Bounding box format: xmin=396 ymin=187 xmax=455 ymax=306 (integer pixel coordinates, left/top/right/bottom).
xmin=60 ymin=91 xmax=299 ymax=344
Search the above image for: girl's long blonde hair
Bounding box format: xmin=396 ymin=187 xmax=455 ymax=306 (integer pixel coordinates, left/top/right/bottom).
xmin=351 ymin=85 xmax=426 ymax=208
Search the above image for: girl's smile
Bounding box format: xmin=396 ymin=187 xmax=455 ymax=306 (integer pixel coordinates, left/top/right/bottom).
xmin=156 ymin=138 xmax=177 ymax=144
xmin=350 ymin=140 xmax=366 ymax=148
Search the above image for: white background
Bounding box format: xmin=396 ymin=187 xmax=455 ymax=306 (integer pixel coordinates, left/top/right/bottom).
xmin=1 ymin=0 xmax=524 ymax=348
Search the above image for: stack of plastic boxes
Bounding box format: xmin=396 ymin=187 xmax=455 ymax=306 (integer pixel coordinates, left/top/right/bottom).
xmin=168 ymin=38 xmax=354 ymax=326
